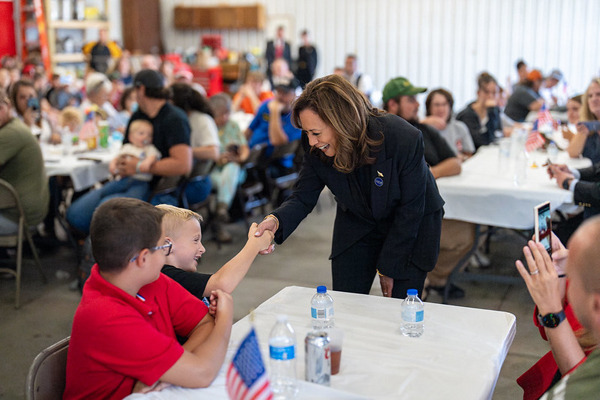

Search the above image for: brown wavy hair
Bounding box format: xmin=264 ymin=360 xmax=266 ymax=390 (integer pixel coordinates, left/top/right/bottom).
xmin=580 ymin=78 xmax=600 ymax=122
xmin=291 ymin=74 xmax=383 ymax=173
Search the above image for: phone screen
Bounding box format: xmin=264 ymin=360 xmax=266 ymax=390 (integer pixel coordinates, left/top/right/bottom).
xmin=581 ymin=121 xmax=600 ymax=132
xmin=534 ymin=201 xmax=552 ymax=255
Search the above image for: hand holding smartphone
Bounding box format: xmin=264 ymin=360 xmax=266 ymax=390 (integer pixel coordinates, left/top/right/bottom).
xmin=27 ymin=97 xmax=40 ymax=112
xmin=534 ymin=201 xmax=552 ymax=256
xmin=226 ymin=144 xmax=240 ymax=155
xmin=579 ymin=121 xmax=600 ymax=132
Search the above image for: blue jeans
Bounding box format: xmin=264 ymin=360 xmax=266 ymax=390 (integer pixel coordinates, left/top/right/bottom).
xmin=210 ymin=162 xmax=244 ymax=207
xmin=66 ymin=177 xmax=150 ymax=234
xmin=183 ymin=176 xmax=212 ymax=206
xmin=0 ymin=213 xmax=19 ymax=234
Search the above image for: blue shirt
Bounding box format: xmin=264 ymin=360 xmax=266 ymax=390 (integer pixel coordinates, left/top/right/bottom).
xmin=248 ymin=99 xmax=302 ymax=168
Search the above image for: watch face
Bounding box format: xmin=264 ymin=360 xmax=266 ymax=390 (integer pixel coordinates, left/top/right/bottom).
xmin=542 ymin=312 xmax=565 ymax=328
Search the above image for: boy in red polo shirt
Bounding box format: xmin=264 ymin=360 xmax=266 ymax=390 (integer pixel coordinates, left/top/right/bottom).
xmin=64 ymin=198 xmax=233 ymax=399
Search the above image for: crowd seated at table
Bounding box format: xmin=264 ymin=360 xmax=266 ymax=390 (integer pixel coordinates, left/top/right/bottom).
xmin=1 ymin=38 xmax=598 ymax=257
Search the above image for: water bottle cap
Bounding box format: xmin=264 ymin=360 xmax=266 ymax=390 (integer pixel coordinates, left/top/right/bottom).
xmin=317 ymin=285 xmax=327 ymax=293
xmin=407 ymin=289 xmax=418 ymax=296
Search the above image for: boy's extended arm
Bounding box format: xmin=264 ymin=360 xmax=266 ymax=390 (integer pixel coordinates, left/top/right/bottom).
xmin=159 ymin=289 xmax=233 ymax=388
xmin=204 ymin=223 xmax=273 ymax=295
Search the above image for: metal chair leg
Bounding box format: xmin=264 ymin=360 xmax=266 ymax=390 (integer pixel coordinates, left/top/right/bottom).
xmin=26 ymin=229 xmax=47 ymax=284
xmin=15 ymin=222 xmax=24 ymax=309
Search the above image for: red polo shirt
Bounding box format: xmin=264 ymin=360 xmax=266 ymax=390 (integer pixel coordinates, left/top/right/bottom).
xmin=64 ymin=264 xmax=208 ymax=400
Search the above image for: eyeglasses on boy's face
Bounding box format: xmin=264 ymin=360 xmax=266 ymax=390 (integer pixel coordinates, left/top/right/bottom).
xmin=129 ymin=239 xmax=173 ymax=263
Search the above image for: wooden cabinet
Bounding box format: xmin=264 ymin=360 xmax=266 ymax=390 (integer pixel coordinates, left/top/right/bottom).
xmin=121 ymin=0 xmax=163 ymax=54
xmin=45 ymin=0 xmax=110 ymax=69
xmin=174 ymin=4 xmax=265 ymax=30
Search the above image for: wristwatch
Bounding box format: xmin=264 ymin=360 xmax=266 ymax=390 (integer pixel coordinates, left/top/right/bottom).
xmin=562 ymin=178 xmax=572 ymax=190
xmin=537 ymin=309 xmax=566 ymax=328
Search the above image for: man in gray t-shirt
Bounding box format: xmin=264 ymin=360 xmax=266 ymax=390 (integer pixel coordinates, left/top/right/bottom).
xmin=0 ymin=90 xmax=49 ymax=234
xmin=505 ymin=69 xmax=545 ymax=122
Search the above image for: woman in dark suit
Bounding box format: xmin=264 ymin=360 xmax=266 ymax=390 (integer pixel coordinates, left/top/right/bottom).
xmin=255 ymin=74 xmax=444 ymax=298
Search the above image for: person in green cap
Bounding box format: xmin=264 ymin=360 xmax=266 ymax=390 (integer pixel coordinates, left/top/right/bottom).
xmin=252 ymin=74 xmax=444 ymax=299
xmin=383 ymin=76 xmax=468 ymax=299
xmin=382 ymin=76 xmax=461 ymax=181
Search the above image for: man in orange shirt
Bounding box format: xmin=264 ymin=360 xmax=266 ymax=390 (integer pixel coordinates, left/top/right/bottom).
xmin=232 ymin=71 xmax=273 ymax=115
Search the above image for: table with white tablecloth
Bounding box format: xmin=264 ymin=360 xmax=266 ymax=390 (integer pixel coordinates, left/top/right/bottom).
xmin=125 ymin=286 xmax=516 ymax=400
xmin=43 ymin=146 xmax=115 ymax=192
xmin=437 ymin=140 xmax=591 ymax=229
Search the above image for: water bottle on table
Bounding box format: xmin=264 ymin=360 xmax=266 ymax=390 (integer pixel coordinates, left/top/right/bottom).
xmin=513 ymin=149 xmax=528 ymax=187
xmin=401 ymin=289 xmax=424 ymax=337
xmin=269 ymin=315 xmax=299 ymax=399
xmin=547 ymin=141 xmax=559 ymax=163
xmin=311 ymin=285 xmax=334 ymax=330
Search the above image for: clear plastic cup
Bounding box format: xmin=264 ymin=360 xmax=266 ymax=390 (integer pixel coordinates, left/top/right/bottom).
xmin=328 ymin=327 xmax=344 ymax=375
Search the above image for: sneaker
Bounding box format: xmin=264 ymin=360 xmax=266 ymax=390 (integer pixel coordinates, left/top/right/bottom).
xmin=216 ymin=202 xmax=230 ymax=223
xmin=469 ymin=250 xmax=491 ymax=269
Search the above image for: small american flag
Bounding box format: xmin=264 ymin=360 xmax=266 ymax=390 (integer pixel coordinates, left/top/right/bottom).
xmin=525 ymin=120 xmax=546 ymax=152
xmin=537 ymin=104 xmax=554 ymax=128
xmin=226 ymin=328 xmax=273 ymax=400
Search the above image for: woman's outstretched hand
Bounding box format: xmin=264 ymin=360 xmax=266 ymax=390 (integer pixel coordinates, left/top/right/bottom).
xmin=254 ymin=217 xmax=277 ymax=255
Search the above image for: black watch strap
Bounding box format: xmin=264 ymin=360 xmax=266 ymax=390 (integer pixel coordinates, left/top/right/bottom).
xmin=562 ymin=178 xmax=572 ymax=190
xmin=537 ymin=309 xmax=566 ymax=328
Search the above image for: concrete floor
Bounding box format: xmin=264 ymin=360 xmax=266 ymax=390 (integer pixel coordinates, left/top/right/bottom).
xmin=0 ymin=191 xmax=547 ymax=399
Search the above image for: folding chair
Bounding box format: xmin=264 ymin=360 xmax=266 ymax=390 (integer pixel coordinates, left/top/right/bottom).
xmin=0 ymin=179 xmax=47 ymax=308
xmin=265 ymin=140 xmax=301 ymax=207
xmin=147 ymin=175 xmax=188 ymax=207
xmin=25 ymin=336 xmax=70 ymax=400
xmin=232 ymin=144 xmax=269 ymax=227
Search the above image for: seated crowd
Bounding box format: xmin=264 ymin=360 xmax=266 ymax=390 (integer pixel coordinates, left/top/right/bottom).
xmin=1 ymin=42 xmax=600 ymax=399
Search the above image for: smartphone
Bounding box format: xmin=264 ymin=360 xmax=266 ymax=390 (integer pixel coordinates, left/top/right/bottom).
xmin=27 ymin=97 xmax=40 ymax=112
xmin=580 ymin=121 xmax=600 ymax=132
xmin=534 ymin=201 xmax=552 ymax=256
xmin=227 ymin=144 xmax=240 ymax=155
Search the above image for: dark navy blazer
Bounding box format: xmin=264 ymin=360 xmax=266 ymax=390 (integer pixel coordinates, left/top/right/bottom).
xmin=271 ymin=113 xmax=445 ymax=279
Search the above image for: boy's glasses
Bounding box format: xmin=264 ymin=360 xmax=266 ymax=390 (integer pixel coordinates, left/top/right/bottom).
xmin=130 ymin=239 xmax=173 ymax=263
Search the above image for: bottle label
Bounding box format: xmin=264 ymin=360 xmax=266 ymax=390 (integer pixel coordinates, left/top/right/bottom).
xmin=311 ymin=307 xmax=333 ymax=319
xmin=415 ymin=310 xmax=424 ymax=322
xmin=270 ymin=345 xmax=295 ymax=360
xmin=402 ymin=308 xmax=424 ymax=323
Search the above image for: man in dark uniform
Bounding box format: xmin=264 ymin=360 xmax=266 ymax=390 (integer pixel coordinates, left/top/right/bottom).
xmin=296 ymin=30 xmax=317 ymax=88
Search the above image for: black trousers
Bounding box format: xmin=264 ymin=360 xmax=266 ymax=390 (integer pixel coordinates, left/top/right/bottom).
xmin=331 ymin=232 xmax=427 ymax=299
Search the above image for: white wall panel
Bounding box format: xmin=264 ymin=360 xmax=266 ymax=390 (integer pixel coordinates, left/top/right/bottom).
xmin=151 ymin=0 xmax=600 ymax=110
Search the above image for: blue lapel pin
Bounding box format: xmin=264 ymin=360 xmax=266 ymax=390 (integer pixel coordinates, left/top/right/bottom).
xmin=374 ymin=170 xmax=384 ymax=187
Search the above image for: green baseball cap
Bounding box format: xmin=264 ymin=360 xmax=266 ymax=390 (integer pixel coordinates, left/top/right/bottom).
xmin=382 ymin=77 xmax=427 ymax=103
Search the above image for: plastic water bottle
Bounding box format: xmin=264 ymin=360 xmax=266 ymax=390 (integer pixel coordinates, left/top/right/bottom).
xmin=269 ymin=315 xmax=299 ymax=399
xmin=513 ymin=149 xmax=528 ymax=187
xmin=401 ymin=289 xmax=424 ymax=337
xmin=311 ymin=286 xmax=334 ymax=330
xmin=547 ymin=141 xmax=559 ymax=163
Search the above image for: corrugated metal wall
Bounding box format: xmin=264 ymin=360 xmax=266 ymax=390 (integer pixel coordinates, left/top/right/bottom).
xmin=151 ymin=0 xmax=600 ymax=110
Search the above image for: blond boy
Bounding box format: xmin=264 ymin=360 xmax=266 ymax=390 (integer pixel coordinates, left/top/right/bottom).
xmin=156 ymin=204 xmax=274 ymax=300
